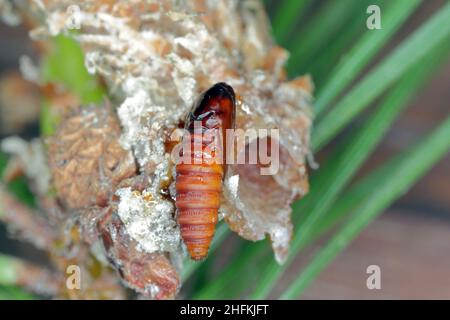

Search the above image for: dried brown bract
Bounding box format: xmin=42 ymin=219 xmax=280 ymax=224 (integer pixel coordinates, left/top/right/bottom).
xmin=98 ymin=208 xmax=180 ymax=299
xmin=46 ymin=105 xmax=137 ymax=210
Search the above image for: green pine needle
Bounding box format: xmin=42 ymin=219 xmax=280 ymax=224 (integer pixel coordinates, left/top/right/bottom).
xmin=312 ymin=2 xmax=450 ymax=150
xmin=272 ymin=0 xmax=311 ymax=44
xmin=314 ymin=0 xmax=421 ymax=116
xmin=282 ymin=113 xmax=450 ymax=298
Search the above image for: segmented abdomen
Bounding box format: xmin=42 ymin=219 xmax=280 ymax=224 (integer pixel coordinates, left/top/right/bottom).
xmin=175 ymin=134 xmax=223 ymax=260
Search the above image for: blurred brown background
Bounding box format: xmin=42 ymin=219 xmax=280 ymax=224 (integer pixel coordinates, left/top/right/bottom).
xmin=0 ymin=1 xmax=449 ymax=299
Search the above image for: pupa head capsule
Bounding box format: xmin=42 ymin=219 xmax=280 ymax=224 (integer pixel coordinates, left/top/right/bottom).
xmin=186 ymin=82 xmax=236 ymax=132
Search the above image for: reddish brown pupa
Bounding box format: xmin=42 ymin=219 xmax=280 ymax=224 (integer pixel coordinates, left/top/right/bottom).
xmin=175 ymin=82 xmax=236 ymax=260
